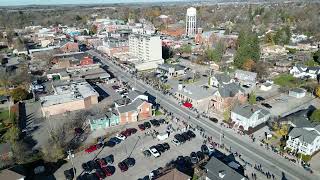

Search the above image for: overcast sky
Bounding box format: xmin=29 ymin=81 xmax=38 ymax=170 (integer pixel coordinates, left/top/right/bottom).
xmin=0 ymin=0 xmax=191 ymax=6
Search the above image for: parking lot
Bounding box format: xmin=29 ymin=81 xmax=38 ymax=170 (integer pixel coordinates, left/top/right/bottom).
xmin=54 ymin=117 xmax=204 ymax=180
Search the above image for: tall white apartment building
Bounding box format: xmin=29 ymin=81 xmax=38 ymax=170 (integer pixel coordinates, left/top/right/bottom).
xmin=186 ymin=7 xmax=197 ymax=37
xmin=129 ymin=34 xmax=164 ymax=71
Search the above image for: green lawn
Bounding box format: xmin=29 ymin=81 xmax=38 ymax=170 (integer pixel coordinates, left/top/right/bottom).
xmin=154 ymin=110 xmax=163 ymax=116
xmin=273 ymin=73 xmax=305 ymax=88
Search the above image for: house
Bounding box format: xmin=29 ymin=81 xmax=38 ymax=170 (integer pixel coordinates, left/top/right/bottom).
xmin=80 ymin=56 xmax=94 ymax=66
xmin=212 ymin=83 xmax=246 ymax=112
xmin=88 ymin=110 xmax=119 ymax=131
xmin=157 ymin=64 xmax=186 ymax=78
xmin=175 ymin=83 xmax=217 ymax=111
xmin=60 ymin=42 xmax=79 ymax=53
xmin=280 ymin=106 xmax=318 ymax=128
xmin=156 ymin=168 xmax=191 ymax=180
xmin=209 ymin=73 xmax=232 ymax=87
xmin=231 ymin=104 xmax=271 ymax=131
xmin=285 ymin=125 xmax=320 ymax=156
xmin=204 ymin=156 xmax=246 ymax=180
xmin=290 ymin=64 xmax=320 ymax=79
xmin=46 ymin=69 xmax=70 ymax=81
xmin=234 ymin=70 xmax=257 ymax=85
xmin=0 ymin=143 xmax=12 ymax=161
xmin=289 ymin=88 xmax=306 ymax=98
xmin=0 ymin=169 xmax=25 ymax=180
xmin=260 ymin=82 xmax=272 ymax=91
xmin=116 ymin=98 xmax=152 ymax=124
xmin=274 ymin=61 xmax=292 ymax=73
xmin=127 ymin=90 xmax=148 ymax=102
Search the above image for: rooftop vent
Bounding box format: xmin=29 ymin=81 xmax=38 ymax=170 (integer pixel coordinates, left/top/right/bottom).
xmin=218 ymin=170 xmax=226 ymax=179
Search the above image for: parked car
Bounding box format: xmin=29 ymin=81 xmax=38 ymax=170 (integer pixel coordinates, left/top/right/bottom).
xmin=171 ymin=139 xmax=181 ymax=146
xmin=186 ymin=130 xmax=196 ymax=138
xmin=138 ymin=124 xmax=146 ymax=131
xmin=162 ymin=143 xmax=170 ymax=151
xmin=96 ymin=159 xmax=107 ymax=168
xmin=104 ymin=155 xmax=114 ymax=164
xmin=95 ymin=168 xmax=106 ymax=179
xmin=85 ymin=145 xmax=98 ymax=153
xmin=209 ymin=117 xmax=218 ymax=123
xmin=150 ymin=119 xmax=160 ymax=127
xmin=109 ymin=137 xmax=121 ymax=144
xmin=190 ymin=152 xmax=198 ymax=164
xmin=142 ymin=149 xmax=151 ymax=157
xmin=74 ymin=127 xmax=84 ymax=135
xmin=158 ymin=119 xmax=166 ymax=124
xmin=144 ymin=122 xmax=152 ymax=129
xmin=87 ymin=160 xmax=100 ymax=170
xmin=123 ymin=157 xmax=136 ymax=167
xmin=256 ymin=96 xmax=265 ymax=102
xmin=174 ymin=134 xmax=186 ymax=143
xmin=201 ymin=144 xmax=209 ymax=155
xmin=82 ymin=162 xmax=91 ymax=172
xmin=261 ymin=103 xmax=272 ymax=109
xmin=149 ymin=147 xmax=161 ymax=158
xmin=116 ymin=134 xmax=126 ymax=140
xmin=118 ymin=161 xmax=128 ymax=172
xmin=155 ymin=144 xmax=165 ymax=153
xmin=181 ymin=132 xmax=191 ymax=141
xmin=101 ymin=166 xmax=113 ymax=176
xmin=104 ymin=140 xmax=116 ymax=147
xmin=196 ymin=151 xmax=205 ymax=161
xmin=64 ymin=168 xmax=75 ymax=180
xmin=128 ymin=128 xmax=137 ymax=134
xmin=120 ymin=130 xmax=131 ymax=138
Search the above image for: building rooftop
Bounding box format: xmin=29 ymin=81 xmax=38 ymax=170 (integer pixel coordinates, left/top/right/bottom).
xmin=289 ymin=126 xmax=320 ymax=144
xmin=232 ymin=104 xmax=270 ymax=120
xmin=117 ymin=99 xmax=145 ymax=113
xmin=218 ymin=83 xmax=244 ymax=98
xmin=40 ymin=81 xmax=98 ymax=107
xmin=205 ymin=156 xmax=246 ymax=180
xmin=156 ymin=168 xmax=190 ymax=180
xmin=177 ymin=83 xmax=217 ymax=101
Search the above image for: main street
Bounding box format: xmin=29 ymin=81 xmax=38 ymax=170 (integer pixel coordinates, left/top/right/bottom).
xmin=89 ymin=50 xmax=319 ymax=180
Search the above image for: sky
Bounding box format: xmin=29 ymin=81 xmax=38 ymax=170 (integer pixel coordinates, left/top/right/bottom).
xmin=0 ymin=0 xmax=190 ymax=6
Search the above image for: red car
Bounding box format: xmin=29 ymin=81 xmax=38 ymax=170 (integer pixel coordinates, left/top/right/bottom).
xmin=138 ymin=124 xmax=145 ymax=131
xmin=120 ymin=130 xmax=131 ymax=137
xmin=97 ymin=159 xmax=107 ymax=168
xmin=128 ymin=128 xmax=137 ymax=134
xmin=118 ymin=161 xmax=128 ymax=172
xmin=101 ymin=166 xmax=113 ymax=176
xmin=85 ymin=145 xmax=98 ymax=153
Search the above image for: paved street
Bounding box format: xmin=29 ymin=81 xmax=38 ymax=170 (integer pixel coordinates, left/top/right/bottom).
xmin=89 ymin=50 xmax=320 ymax=180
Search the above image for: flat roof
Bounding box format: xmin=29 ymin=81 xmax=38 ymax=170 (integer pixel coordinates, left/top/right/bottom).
xmin=40 ymin=81 xmax=98 ymax=107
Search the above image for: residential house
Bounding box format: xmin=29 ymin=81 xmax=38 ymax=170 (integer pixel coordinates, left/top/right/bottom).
xmin=274 ymin=61 xmax=292 ymax=73
xmin=60 ymin=42 xmax=79 ymax=53
xmin=116 ymin=98 xmax=152 ymax=124
xmin=280 ymin=106 xmax=317 ymax=128
xmin=204 ymin=156 xmax=246 ymax=180
xmin=234 ymin=70 xmax=257 ymax=85
xmin=212 ymin=83 xmax=246 ymax=112
xmin=80 ymin=56 xmax=94 ymax=66
xmin=209 ymin=73 xmax=232 ymax=88
xmin=0 ymin=143 xmax=12 ymax=161
xmin=231 ymin=104 xmax=271 ymax=131
xmin=290 ymin=64 xmax=320 ymax=79
xmin=285 ymin=125 xmax=320 ymax=156
xmin=0 ymin=169 xmax=25 ymax=180
xmin=157 ymin=64 xmax=186 ymax=79
xmin=156 ymin=168 xmax=191 ymax=180
xmin=289 ymin=88 xmax=306 ymax=98
xmin=175 ymin=83 xmax=217 ymax=111
xmin=88 ymin=110 xmax=119 ymax=131
xmin=127 ymin=90 xmax=148 ymax=102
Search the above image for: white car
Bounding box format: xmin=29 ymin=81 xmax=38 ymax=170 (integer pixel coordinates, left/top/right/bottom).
xmin=171 ymin=139 xmax=181 ymax=146
xmin=149 ymin=147 xmax=160 ymax=158
xmin=116 ymin=134 xmax=126 ymax=141
xmin=208 ymin=144 xmax=215 ymax=152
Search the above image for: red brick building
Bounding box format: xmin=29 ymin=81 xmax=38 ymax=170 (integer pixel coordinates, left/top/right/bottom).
xmin=60 ymin=42 xmax=79 ymax=53
xmin=80 ymin=57 xmax=94 ymax=66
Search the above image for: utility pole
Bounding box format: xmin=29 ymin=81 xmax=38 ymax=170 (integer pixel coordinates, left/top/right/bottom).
xmin=67 ymin=149 xmax=76 ymax=179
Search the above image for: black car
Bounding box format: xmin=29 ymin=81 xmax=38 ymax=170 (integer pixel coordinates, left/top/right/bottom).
xmin=82 ymin=162 xmax=91 ymax=172
xmin=64 ymin=168 xmax=75 ymax=180
xmin=104 ymin=154 xmax=114 ymax=164
xmin=186 ymin=130 xmax=196 ymax=138
xmin=144 ymin=122 xmax=152 ymax=129
xmin=150 ymin=119 xmax=160 ymax=127
xmin=256 ymin=96 xmax=265 ymax=102
xmin=261 ymin=103 xmax=272 ymax=109
xmin=190 ymin=152 xmax=198 ymax=164
xmin=95 ymin=168 xmax=106 ymax=179
xmin=88 ymin=160 xmax=100 ymax=170
xmin=104 ymin=140 xmax=116 ymax=147
xmin=158 ymin=119 xmax=166 ymax=124
xmin=109 ymin=137 xmax=121 ymax=144
xmin=201 ymin=144 xmax=209 ymax=155
xmin=162 ymin=142 xmax=170 ymax=151
xmin=181 ymin=132 xmax=191 ymax=141
xmin=196 ymin=151 xmax=205 ymax=161
xmin=77 ymin=173 xmax=98 ymax=180
xmin=123 ymin=157 xmax=136 ymax=167
xmin=155 ymin=144 xmax=165 ymax=153
xmin=209 ymin=117 xmax=218 ymax=123
xmin=143 ymin=149 xmax=151 ymax=157
xmin=174 ymin=134 xmax=185 ymax=143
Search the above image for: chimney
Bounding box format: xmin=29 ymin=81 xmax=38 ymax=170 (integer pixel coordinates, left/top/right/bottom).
xmin=218 ymin=170 xmax=226 ymax=178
